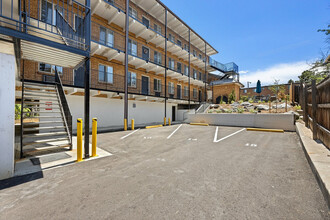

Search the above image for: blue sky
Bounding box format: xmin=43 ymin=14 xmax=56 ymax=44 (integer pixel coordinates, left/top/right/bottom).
xmin=161 ymin=0 xmax=330 ymax=86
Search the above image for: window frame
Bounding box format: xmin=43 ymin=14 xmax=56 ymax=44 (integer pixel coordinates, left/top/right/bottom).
xmin=129 ymin=7 xmax=137 ymax=19
xmin=98 ymin=64 xmax=113 ymax=84
xmin=193 ymin=88 xmax=197 ymax=98
xmin=168 ymin=82 xmax=175 ymax=94
xmin=38 ymin=63 xmax=63 ymax=75
xmin=99 ymin=26 xmax=114 ymax=47
xmin=128 ymin=72 xmax=137 ymax=88
xmin=128 ymin=39 xmax=137 ymax=56
xmin=154 ymin=78 xmax=162 ymax=92
xmin=184 ymin=86 xmax=189 ymax=97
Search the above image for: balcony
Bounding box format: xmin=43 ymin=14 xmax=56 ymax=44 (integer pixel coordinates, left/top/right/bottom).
xmin=208 ymin=58 xmax=239 ymax=73
xmin=0 ymin=0 xmax=90 ymax=67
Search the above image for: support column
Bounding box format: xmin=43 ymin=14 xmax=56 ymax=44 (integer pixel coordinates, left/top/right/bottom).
xmin=188 ymin=29 xmax=191 ymax=109
xmin=204 ymin=42 xmax=207 ymax=102
xmin=0 ymin=52 xmax=15 ymax=180
xmin=84 ymin=0 xmax=91 ymax=158
xmin=164 ymin=8 xmax=167 ymax=118
xmin=124 ymin=0 xmax=129 ymax=127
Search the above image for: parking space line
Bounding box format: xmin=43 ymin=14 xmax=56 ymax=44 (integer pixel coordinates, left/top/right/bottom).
xmin=213 ymin=127 xmax=245 ymax=143
xmin=167 ymin=124 xmax=183 ymax=139
xmin=120 ymin=129 xmax=140 ymax=140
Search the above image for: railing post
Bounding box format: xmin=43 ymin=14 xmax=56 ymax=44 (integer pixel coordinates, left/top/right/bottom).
xmin=311 ymin=80 xmax=317 ymax=140
xmin=303 ymin=84 xmax=308 ymax=128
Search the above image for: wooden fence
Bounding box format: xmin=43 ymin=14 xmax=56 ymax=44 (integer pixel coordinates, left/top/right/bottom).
xmin=299 ymin=76 xmax=330 ymax=149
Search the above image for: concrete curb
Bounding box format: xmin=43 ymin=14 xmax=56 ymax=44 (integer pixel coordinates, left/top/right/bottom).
xmin=296 ymin=123 xmax=330 ymax=209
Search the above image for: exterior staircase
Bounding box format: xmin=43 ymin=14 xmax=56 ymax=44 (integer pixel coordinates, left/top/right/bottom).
xmin=21 ymin=71 xmax=72 ymax=158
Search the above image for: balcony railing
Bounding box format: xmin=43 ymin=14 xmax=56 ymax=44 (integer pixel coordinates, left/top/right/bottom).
xmin=209 ymin=57 xmax=239 ymax=73
xmin=0 ymin=0 xmax=90 ymax=51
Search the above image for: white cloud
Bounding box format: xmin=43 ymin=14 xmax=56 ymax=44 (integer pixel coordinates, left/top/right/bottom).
xmin=239 ymin=61 xmax=310 ymax=87
xmin=239 ymin=70 xmax=249 ymax=74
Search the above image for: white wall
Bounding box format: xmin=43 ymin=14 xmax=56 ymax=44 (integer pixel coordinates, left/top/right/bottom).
xmin=0 ymin=53 xmax=15 ymax=180
xmin=187 ymin=113 xmax=296 ymax=131
xmin=67 ymin=95 xmax=177 ymax=129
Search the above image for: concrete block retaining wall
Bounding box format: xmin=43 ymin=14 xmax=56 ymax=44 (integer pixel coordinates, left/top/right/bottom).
xmin=187 ymin=113 xmax=296 ymax=131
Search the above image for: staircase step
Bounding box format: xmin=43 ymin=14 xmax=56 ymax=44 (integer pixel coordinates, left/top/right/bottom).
xmin=23 ymin=106 xmax=61 ymax=110
xmin=24 ymin=92 xmax=57 ymax=97
xmin=24 ymin=82 xmax=55 ymax=88
xmin=24 ymin=96 xmax=58 ymax=100
xmin=23 ymin=110 xmax=62 ymax=114
xmin=23 ymin=121 xmax=64 ymax=126
xmin=24 ymin=115 xmax=63 ymax=119
xmin=23 ymin=131 xmax=67 ymax=138
xmin=24 ymin=88 xmax=57 ymax=94
xmin=24 ymin=101 xmax=59 ymax=105
xmin=23 ymin=137 xmax=70 ymax=146
xmin=23 ymin=126 xmax=66 ymax=132
xmin=23 ymin=143 xmax=71 ymax=152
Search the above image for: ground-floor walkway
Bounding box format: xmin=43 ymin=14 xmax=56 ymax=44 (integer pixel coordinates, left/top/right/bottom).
xmin=0 ymin=125 xmax=329 ymax=219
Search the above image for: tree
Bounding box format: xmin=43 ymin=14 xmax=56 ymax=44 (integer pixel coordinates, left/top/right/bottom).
xmin=269 ymin=79 xmax=286 ymax=113
xmin=228 ymin=89 xmax=236 ymax=103
xmin=288 ymin=79 xmax=294 ymax=84
xmin=318 ymin=24 xmax=330 ymax=45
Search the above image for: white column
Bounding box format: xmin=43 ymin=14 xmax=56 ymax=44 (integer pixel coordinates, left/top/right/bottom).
xmin=0 ymin=52 xmax=15 ymax=180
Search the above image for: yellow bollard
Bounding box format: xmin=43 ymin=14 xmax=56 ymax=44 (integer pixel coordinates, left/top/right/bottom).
xmin=92 ymin=118 xmax=98 ymax=157
xmin=131 ymin=119 xmax=135 ymax=130
xmin=168 ymin=117 xmax=171 ymax=126
xmin=164 ymin=117 xmax=167 ymax=126
xmin=77 ymin=118 xmax=83 ymax=162
xmin=124 ymin=118 xmax=127 ymax=131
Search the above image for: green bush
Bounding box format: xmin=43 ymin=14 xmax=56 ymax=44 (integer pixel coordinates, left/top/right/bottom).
xmin=220 ymin=96 xmax=224 ymax=104
xmin=228 ymin=89 xmax=236 ymax=103
xmin=241 ymin=96 xmax=248 ymax=102
xmin=248 ymin=98 xmax=253 ymax=103
xmin=237 ymin=108 xmax=244 ymax=113
xmin=258 ymin=100 xmax=261 ymax=104
xmin=216 ymin=110 xmax=222 ymax=113
xmin=15 ymin=104 xmax=31 ymax=119
xmin=239 ymin=100 xmax=243 ymax=104
xmin=225 ymin=109 xmax=232 ymax=113
xmin=249 ymin=108 xmax=257 ymax=113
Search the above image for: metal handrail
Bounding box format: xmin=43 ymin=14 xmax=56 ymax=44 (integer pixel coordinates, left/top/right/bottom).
xmin=55 ymin=67 xmax=73 ymax=149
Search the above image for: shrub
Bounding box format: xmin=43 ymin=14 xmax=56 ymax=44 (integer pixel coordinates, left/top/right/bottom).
xmin=241 ymin=96 xmax=248 ymax=102
xmin=15 ymin=104 xmax=31 ymax=119
xmin=239 ymin=100 xmax=243 ymax=104
xmin=248 ymin=98 xmax=253 ymax=103
xmin=249 ymin=108 xmax=257 ymax=113
xmin=237 ymin=108 xmax=244 ymax=113
xmin=225 ymin=109 xmax=232 ymax=113
xmin=208 ymin=110 xmax=213 ymax=113
xmin=258 ymin=100 xmax=261 ymax=104
xmin=294 ymin=105 xmax=301 ymax=111
xmin=216 ymin=110 xmax=222 ymax=113
xmin=228 ymin=89 xmax=236 ymax=103
xmin=219 ymin=96 xmax=223 ymax=104
xmin=231 ymin=100 xmax=235 ymax=104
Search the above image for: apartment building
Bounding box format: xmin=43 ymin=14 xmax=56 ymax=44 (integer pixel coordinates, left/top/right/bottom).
xmin=0 ymin=0 xmax=238 ymax=179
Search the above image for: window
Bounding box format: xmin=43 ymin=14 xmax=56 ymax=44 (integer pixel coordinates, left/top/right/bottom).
xmin=129 ymin=7 xmax=137 ymax=19
xmin=184 ymin=44 xmax=188 ymax=51
xmin=254 ymin=88 xmax=256 ymax=92
xmin=154 ymin=79 xmax=161 ymax=92
xmin=168 ymin=82 xmax=174 ymax=94
xmin=154 ymin=51 xmax=162 ymax=65
xmin=193 ymin=69 xmax=197 ymax=79
xmin=199 ymin=54 xmax=202 ymax=60
xmin=199 ymin=72 xmax=202 ymax=80
xmin=100 ymin=27 xmax=114 ymax=47
xmin=98 ymin=64 xmax=113 ymax=83
xmin=177 ymin=62 xmax=182 ymax=73
xmin=128 ymin=72 xmax=137 ymax=87
xmin=128 ymin=39 xmax=137 ymax=56
xmin=184 ymin=86 xmax=188 ymax=97
xmin=39 ymin=63 xmax=63 ymax=75
xmin=168 ymin=33 xmax=175 ymax=43
xmin=41 ymin=0 xmax=55 ymax=25
xmin=177 ymin=40 xmax=182 ymax=47
xmin=142 ymin=16 xmax=149 ymax=27
xmin=193 ymin=50 xmax=196 ymax=57
xmin=193 ymin=88 xmax=197 ymax=98
xmin=168 ymin=57 xmax=175 ymax=70
xmin=244 ymin=89 xmax=247 ymax=93
xmin=154 ymin=24 xmax=162 ymax=34
xmin=184 ymin=65 xmax=189 ymax=76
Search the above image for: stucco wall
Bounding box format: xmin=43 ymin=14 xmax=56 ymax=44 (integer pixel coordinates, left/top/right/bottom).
xmin=187 ymin=113 xmax=296 ymax=131
xmin=67 ymin=95 xmax=177 ymax=129
xmin=0 ymin=53 xmax=15 ymax=180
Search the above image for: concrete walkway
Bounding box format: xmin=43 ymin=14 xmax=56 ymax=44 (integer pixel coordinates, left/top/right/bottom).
xmin=296 ymin=122 xmax=330 ymax=209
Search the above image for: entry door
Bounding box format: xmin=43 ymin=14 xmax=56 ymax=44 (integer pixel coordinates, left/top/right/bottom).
xmin=172 ymin=106 xmax=176 ymax=121
xmin=142 ymin=46 xmax=149 ymax=61
xmin=198 ymin=90 xmax=202 ymax=102
xmin=74 ymin=66 xmax=85 ymax=87
xmin=142 ymin=17 xmax=149 ymax=27
xmin=141 ymin=76 xmax=149 ymax=95
xmin=177 ymin=85 xmax=181 ymax=99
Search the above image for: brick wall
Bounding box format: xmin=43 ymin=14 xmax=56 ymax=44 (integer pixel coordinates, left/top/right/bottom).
xmin=212 ymin=83 xmax=241 ymax=103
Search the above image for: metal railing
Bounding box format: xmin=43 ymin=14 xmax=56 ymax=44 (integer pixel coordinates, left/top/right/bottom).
xmin=0 ymin=0 xmax=89 ymax=50
xmin=55 ymin=67 xmax=72 ymax=149
xmin=209 ymin=57 xmax=239 ymax=73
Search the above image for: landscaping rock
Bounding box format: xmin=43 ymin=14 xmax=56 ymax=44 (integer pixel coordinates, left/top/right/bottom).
xmin=256 ymin=104 xmax=269 ymax=110
xmin=273 ymin=103 xmax=292 ymax=109
xmin=241 ymin=102 xmax=253 ymax=107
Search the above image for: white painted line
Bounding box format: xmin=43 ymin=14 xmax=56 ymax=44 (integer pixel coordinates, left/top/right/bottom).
xmin=120 ymin=129 xmax=140 ymax=139
xmin=213 ymin=127 xmax=245 ymax=143
xmin=167 ymin=124 xmax=183 ymax=139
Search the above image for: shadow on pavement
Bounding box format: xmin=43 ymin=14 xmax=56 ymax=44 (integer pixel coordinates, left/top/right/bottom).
xmin=0 ymin=171 xmax=43 ymax=190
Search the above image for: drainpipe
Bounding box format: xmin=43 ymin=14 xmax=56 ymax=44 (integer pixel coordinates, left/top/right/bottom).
xmin=124 ymin=0 xmax=129 ymax=128
xmin=164 ymin=8 xmax=167 ymax=119
xmin=188 ymin=29 xmax=191 ymax=109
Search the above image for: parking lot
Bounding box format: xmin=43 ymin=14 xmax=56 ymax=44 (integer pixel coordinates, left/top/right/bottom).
xmin=0 ymin=124 xmax=329 ymax=219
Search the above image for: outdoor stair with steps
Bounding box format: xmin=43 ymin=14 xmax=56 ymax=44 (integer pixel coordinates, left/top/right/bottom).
xmin=21 ymin=81 xmax=72 ymax=157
